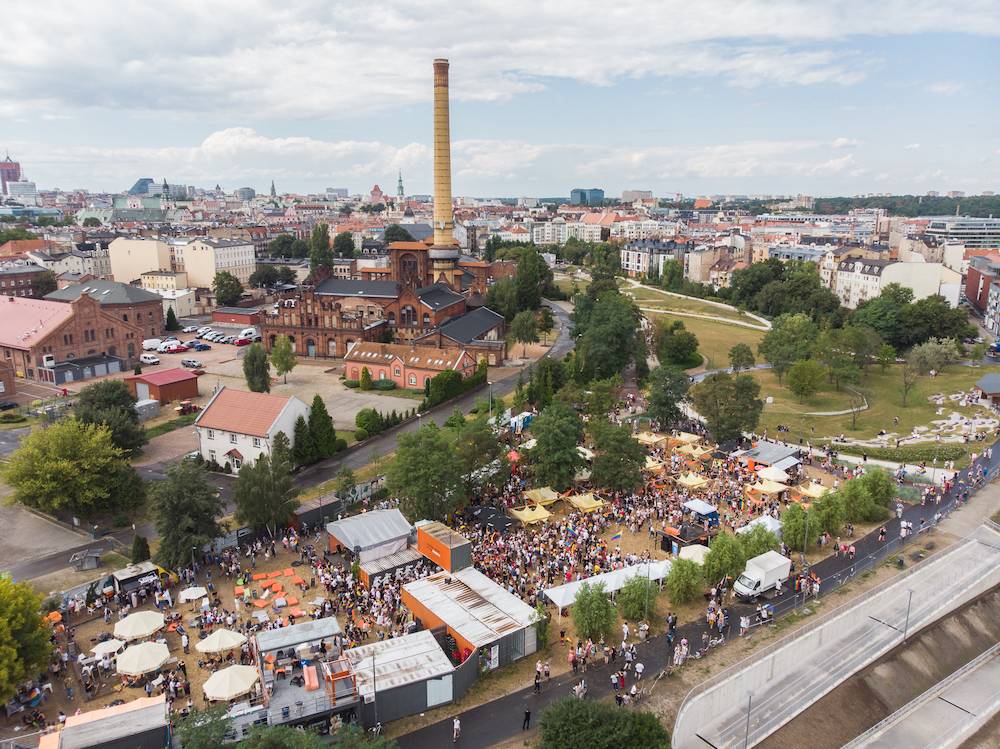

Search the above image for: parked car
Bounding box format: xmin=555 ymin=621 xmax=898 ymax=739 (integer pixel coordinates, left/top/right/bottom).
xmin=139 ymin=353 xmax=160 ymax=365
xmin=142 ymin=338 xmax=162 ymax=351
xmin=0 ymin=401 xmax=17 ymax=411
xmin=181 ymin=358 xmax=204 ymax=368
xmin=190 ymin=342 xmax=212 ymax=351
xmin=218 ymin=335 xmax=235 ymax=344
xmin=198 ymin=330 xmax=217 ymax=339
xmin=182 ymin=325 xmax=199 ymax=333
xmin=234 ymin=337 xmax=252 ymax=346
xmin=196 ymin=326 xmax=213 ymax=334
xmin=165 ymin=344 xmax=189 ymax=354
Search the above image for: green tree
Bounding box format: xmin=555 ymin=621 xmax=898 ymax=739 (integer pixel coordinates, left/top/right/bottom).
xmin=82 ymin=216 xmax=102 ymax=227
xmin=308 ymin=395 xmax=338 ymax=459
xmin=646 ymin=365 xmax=690 ymax=427
xmin=333 ymin=231 xmax=356 ymax=258
xmin=538 ymin=698 xmax=670 ymax=749
xmin=529 ymin=402 xmax=585 ymax=491
xmin=573 ymin=291 xmax=641 ymax=382
xmin=780 ymin=503 xmax=816 ymax=552
xmin=275 ymin=265 xmax=297 ymax=285
xmin=703 ymin=531 xmax=747 ymax=586
xmin=267 ymin=234 xmax=296 ymax=257
xmin=585 ymin=375 xmax=622 ymax=418
xmin=690 ymin=372 xmax=763 ymax=442
xmin=272 ymin=431 xmax=292 ymax=468
xmin=243 ymin=343 xmax=271 ymax=392
xmin=355 ymin=408 xmax=384 ymax=436
xmin=334 ymin=467 xmax=356 ymax=499
xmin=383 ymin=224 xmax=415 ymax=243
xmin=736 ymin=525 xmax=779 ymax=559
xmin=758 ymin=313 xmax=817 ymax=384
xmin=292 ymin=415 xmax=317 ymax=466
xmin=615 ymin=575 xmax=659 ymax=623
xmin=877 ymin=343 xmax=896 ymax=373
xmin=240 ymin=724 xmax=328 ymax=749
xmin=538 ymin=305 xmax=555 ymax=343
xmin=0 ymin=578 xmax=52 ymax=704
xmin=452 ymin=414 xmax=504 ymax=498
xmin=571 ymin=581 xmax=616 ymax=641
xmin=308 ymin=223 xmax=333 ymax=273
xmin=813 ymin=329 xmax=860 ymax=390
xmin=131 ymin=535 xmax=151 ymax=563
xmin=75 ymin=380 xmax=147 ymax=457
xmin=729 ymin=343 xmax=755 ymax=372
xmin=387 ymin=423 xmax=465 ymax=521
xmin=165 ymin=306 xmax=181 ymax=331
xmin=270 ymin=334 xmax=296 ymax=383
xmin=174 ymin=707 xmax=230 ymax=749
xmin=212 ymin=270 xmax=244 ymax=307
xmin=812 ymin=492 xmax=846 ymax=536
xmin=901 ymin=357 xmax=920 ymax=407
xmin=3 ymin=419 xmax=143 ymax=516
xmin=787 ymin=358 xmax=825 ymax=402
xmin=510 ymin=309 xmax=539 ymax=357
xmin=656 ymin=319 xmax=699 ymax=367
xmin=970 ymin=342 xmax=988 ymax=365
xmin=151 ymin=459 xmax=226 ymax=569
xmin=590 ymin=420 xmax=644 ymax=492
xmin=665 ymin=558 xmax=703 ymax=604
xmin=485 ymin=276 xmax=519 ymax=321
xmin=515 ymin=246 xmax=552 ymax=311
xmin=35 ymin=269 xmax=57 ymax=297
xmin=359 ymin=366 xmax=373 ymax=391
xmin=233 ymin=451 xmax=299 ymax=538
xmin=249 ymin=265 xmax=279 ymax=288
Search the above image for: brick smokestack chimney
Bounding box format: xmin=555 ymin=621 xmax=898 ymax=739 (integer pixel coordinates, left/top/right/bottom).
xmin=430 ymin=59 xmax=459 ymax=263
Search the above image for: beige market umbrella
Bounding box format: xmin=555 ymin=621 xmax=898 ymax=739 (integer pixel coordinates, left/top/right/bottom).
xmin=114 ymin=611 xmax=165 ymax=641
xmin=179 ymin=586 xmax=208 ymax=603
xmin=679 ymin=544 xmax=711 ymax=565
xmin=116 ymin=641 xmax=170 ymax=676
xmin=91 ymin=639 xmax=125 ymax=656
xmin=196 ymin=628 xmax=248 ymax=654
xmin=203 ymin=664 xmax=260 ymax=702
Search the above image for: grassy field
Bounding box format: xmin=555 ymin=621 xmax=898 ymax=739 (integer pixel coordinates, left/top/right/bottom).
xmin=646 ymin=311 xmax=765 ymax=370
xmin=144 ymin=412 xmax=198 ymax=439
xmin=754 ymin=363 xmax=991 ymax=450
xmin=625 ymin=285 xmax=754 ymax=323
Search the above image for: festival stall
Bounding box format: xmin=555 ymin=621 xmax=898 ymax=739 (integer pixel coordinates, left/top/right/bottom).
xmin=676 ymin=472 xmax=710 ymax=491
xmin=679 ymin=544 xmax=710 ymax=565
xmin=683 ymin=498 xmax=720 ymax=527
xmin=746 ymin=479 xmax=789 ymax=503
xmin=509 ymin=505 xmax=552 ymax=525
xmin=543 ymin=559 xmax=673 ymax=617
xmin=793 ymin=481 xmax=831 ymax=504
xmin=523 ymin=487 xmax=560 ymax=506
xmin=566 ymin=493 xmax=605 ymax=513
xmin=736 ymin=514 xmax=783 ymax=539
xmin=636 ymin=431 xmax=668 ymax=449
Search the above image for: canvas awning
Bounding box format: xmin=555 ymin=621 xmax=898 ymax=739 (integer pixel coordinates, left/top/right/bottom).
xmin=748 ymin=479 xmax=789 ymax=495
xmin=645 ymin=456 xmax=664 ymax=471
xmin=677 ymin=473 xmax=709 ymax=490
xmin=544 ymin=560 xmax=673 ymax=610
xmin=566 ymin=493 xmax=604 ymax=513
xmin=736 ymin=514 xmax=783 ymax=539
xmin=795 ymin=481 xmax=831 ymax=500
xmin=509 ymin=505 xmax=552 ymax=525
xmin=636 ymin=431 xmax=667 ymax=447
xmin=683 ymin=498 xmax=717 ymax=516
xmin=679 ymin=544 xmax=710 ymax=565
xmin=524 ymin=487 xmax=560 ymax=506
xmin=671 ymin=431 xmax=703 ymax=445
xmin=677 ymin=443 xmax=712 ymax=459
xmin=757 ymin=465 xmax=791 ymax=483
xmin=325 ymin=509 xmax=412 ymax=553
xmin=179 ymin=586 xmax=207 ymax=603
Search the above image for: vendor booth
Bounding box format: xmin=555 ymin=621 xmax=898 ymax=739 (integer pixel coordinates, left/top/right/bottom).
xmin=683 ymin=498 xmax=720 ymax=527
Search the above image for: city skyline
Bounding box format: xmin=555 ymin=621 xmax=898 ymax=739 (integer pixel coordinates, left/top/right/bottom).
xmin=2 ymin=0 xmax=999 ymax=195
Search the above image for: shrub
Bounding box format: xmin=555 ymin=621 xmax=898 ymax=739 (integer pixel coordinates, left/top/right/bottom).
xmin=373 ymin=380 xmax=397 ymax=390
xmin=0 ymin=412 xmax=26 ymax=423
xmin=354 ymin=428 xmax=369 ymax=442
xmin=343 ymin=379 xmax=360 ymax=388
xmin=334 ymin=438 xmax=347 ymax=452
xmin=827 ymin=442 xmax=966 ymax=464
xmin=616 ymin=576 xmax=659 ymax=622
xmin=665 ymin=558 xmax=703 ymax=604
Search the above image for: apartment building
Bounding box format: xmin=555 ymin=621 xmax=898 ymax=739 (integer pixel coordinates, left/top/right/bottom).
xmin=835 ymin=258 xmax=958 ymax=310
xmin=683 ymin=245 xmax=727 ymax=284
xmin=108 ymin=237 xmax=172 ymax=283
xmin=619 ymin=239 xmax=687 ymax=278
xmin=46 ymin=280 xmax=165 ymax=339
xmin=0 ymin=263 xmax=51 ymax=297
xmin=926 ymin=217 xmax=1000 ymax=249
xmin=182 ymin=237 xmax=256 ymax=287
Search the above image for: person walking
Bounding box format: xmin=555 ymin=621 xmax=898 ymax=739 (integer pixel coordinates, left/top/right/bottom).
xmin=453 ymin=717 xmax=461 ymax=743
xmin=181 ymin=632 xmax=190 ymax=654
xmin=533 ymin=672 xmax=541 ymax=694
xmin=522 ymin=709 xmax=531 ymax=730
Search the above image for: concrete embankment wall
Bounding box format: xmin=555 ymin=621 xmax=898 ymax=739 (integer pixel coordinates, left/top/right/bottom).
xmin=759 ymin=583 xmax=1000 ymax=749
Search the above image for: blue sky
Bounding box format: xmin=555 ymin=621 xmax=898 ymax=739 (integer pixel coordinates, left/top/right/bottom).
xmin=2 ymin=1 xmax=998 ymax=197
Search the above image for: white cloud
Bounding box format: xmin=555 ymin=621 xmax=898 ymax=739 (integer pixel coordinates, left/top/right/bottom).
xmin=904 ymin=143 xmax=922 ymax=150
xmin=1 ymin=0 xmax=996 ymax=121
xmin=927 ymin=81 xmax=964 ymax=95
xmin=832 ymin=138 xmax=861 ymax=148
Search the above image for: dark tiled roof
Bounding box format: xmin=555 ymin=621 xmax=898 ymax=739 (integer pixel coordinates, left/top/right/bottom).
xmin=416 ymin=283 xmax=464 ymax=310
xmin=314 ymin=278 xmax=399 ymax=298
xmin=45 ymin=280 xmax=161 ymax=305
xmin=436 ymin=306 xmax=505 ymax=344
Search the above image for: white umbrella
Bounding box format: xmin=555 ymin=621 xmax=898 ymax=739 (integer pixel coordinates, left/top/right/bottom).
xmin=203 ymin=665 xmax=260 ymax=702
xmin=91 ymin=639 xmax=125 ymax=656
xmin=679 ymin=544 xmax=711 ymax=565
xmin=179 ymin=586 xmax=208 ymax=603
xmin=757 ymin=465 xmax=791 ymax=483
xmin=116 ymin=642 xmax=170 ymax=676
xmin=114 ymin=611 xmax=165 ymax=641
xmin=195 ymin=629 xmax=247 ymax=654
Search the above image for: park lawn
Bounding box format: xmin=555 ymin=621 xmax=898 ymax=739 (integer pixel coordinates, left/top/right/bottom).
xmin=646 ymin=311 xmax=765 ymax=370
xmin=625 ymin=286 xmax=752 ymax=323
xmin=554 ymin=275 xmax=589 ymax=296
xmin=754 ymin=363 xmax=990 ymax=447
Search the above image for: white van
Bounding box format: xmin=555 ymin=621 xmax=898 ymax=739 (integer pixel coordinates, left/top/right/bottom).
xmin=142 ymin=338 xmax=162 ymax=351
xmin=139 ymin=353 xmax=160 ymax=365
xmin=239 ymin=327 xmax=259 ymax=339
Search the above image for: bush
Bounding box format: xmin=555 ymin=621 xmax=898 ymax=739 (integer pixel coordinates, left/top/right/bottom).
xmin=571 ymin=581 xmax=616 ymax=641
xmin=354 ymin=428 xmax=369 ymax=442
xmin=334 ymin=438 xmax=347 ymax=452
xmin=343 ymin=379 xmax=360 ymax=388
xmin=828 ymin=442 xmax=967 ymax=464
xmin=0 ymin=412 xmax=26 ymax=423
xmin=373 ymin=380 xmax=397 ymax=390
xmin=665 ymin=558 xmax=703 ymax=604
xmin=616 ymin=576 xmax=659 ymax=622
xmin=539 ymin=698 xmax=670 ymax=749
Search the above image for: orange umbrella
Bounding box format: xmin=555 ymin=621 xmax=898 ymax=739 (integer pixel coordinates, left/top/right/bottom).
xmin=291 ymin=576 xmax=305 ymax=586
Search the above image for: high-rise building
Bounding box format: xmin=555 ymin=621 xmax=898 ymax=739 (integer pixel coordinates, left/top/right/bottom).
xmin=6 ymin=179 xmax=38 ymax=206
xmin=570 ymin=188 xmax=605 ymax=206
xmin=622 ymin=189 xmax=653 ymax=202
xmin=127 ymin=177 xmax=155 ymax=196
xmin=0 ymin=153 xmax=21 ymax=195
xmin=926 ymin=217 xmax=1000 ymax=249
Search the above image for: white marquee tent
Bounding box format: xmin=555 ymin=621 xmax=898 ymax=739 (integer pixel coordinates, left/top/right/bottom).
xmin=543 ymin=560 xmax=673 ymax=613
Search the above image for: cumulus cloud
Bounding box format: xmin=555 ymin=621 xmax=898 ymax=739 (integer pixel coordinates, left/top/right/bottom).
xmin=904 ymin=143 xmax=922 ymax=150
xmin=1 ymin=0 xmax=997 ymax=121
xmin=927 ymin=81 xmax=964 ymax=95
xmin=832 ymin=137 xmax=861 ymax=148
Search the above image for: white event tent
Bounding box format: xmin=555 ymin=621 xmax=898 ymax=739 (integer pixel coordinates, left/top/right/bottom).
xmin=543 ymin=560 xmax=673 ymax=615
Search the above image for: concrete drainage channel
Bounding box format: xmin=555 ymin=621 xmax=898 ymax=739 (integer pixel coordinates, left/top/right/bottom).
xmin=759 ymin=582 xmax=1000 ymax=749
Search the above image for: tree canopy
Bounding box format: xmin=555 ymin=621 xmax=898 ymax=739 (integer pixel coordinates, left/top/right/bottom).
xmin=646 ymin=365 xmax=690 ymax=428
xmin=571 ymin=581 xmax=616 ymax=641
xmin=0 ymin=578 xmax=52 ymax=704
xmin=655 ymin=319 xmax=700 ymax=367
xmin=233 ymin=451 xmax=299 ymax=538
xmin=572 ymin=290 xmax=641 ymax=382
xmin=308 ymin=395 xmax=338 ymax=460
xmin=212 ymin=270 xmax=244 ymax=307
xmin=538 ymin=697 xmax=670 ymax=749
xmin=758 ymin=313 xmax=817 ymax=383
xmin=529 ymin=402 xmax=585 ymax=491
xmin=75 ymin=380 xmax=147 ymax=457
xmin=270 ymin=334 xmax=296 ymax=383
xmin=703 ymin=531 xmax=746 ymax=586
xmin=510 ymin=309 xmax=539 ymax=357
xmin=151 ymin=459 xmax=227 ymax=570
xmin=333 ymin=231 xmax=356 ymax=258
xmin=690 ymin=372 xmax=763 ymax=442
xmin=243 ymin=343 xmax=271 ymax=392
xmin=590 ymin=419 xmax=644 ymax=492
xmin=387 ymin=423 xmax=465 ymax=521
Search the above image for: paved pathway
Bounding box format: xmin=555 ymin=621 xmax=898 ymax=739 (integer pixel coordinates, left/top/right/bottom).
xmin=396 ymin=445 xmax=1000 ymax=749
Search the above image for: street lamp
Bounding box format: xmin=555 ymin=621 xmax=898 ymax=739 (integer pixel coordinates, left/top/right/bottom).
xmin=488 ymin=381 xmax=494 ymax=419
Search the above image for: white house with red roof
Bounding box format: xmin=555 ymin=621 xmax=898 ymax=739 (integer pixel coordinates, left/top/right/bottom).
xmin=194 ymin=386 xmax=308 ymax=470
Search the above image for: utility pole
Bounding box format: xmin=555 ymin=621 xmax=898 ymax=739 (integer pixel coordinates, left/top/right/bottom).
xmin=744 ymin=693 xmax=753 ymax=749
xmin=902 ymin=589 xmax=914 ymax=642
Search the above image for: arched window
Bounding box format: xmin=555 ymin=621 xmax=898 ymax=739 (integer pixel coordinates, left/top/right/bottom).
xmin=378 ymin=370 xmax=386 ymax=380
xmin=400 ymin=306 xmax=416 ymax=326
xmin=408 ymin=374 xmax=417 ymax=386
xmin=422 ymin=313 xmax=430 ymax=326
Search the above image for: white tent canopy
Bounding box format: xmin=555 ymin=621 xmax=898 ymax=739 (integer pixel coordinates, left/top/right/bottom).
xmin=116 ymin=642 xmax=169 ymax=676
xmin=757 ymin=465 xmax=790 ymax=483
xmin=114 ymin=611 xmax=165 ymax=641
xmin=736 ymin=514 xmax=783 ymax=539
xmin=543 ymin=560 xmax=673 ymax=610
xmin=679 ymin=544 xmax=711 ymax=565
xmin=203 ymin=664 xmax=260 ymax=702
xmin=179 ymin=586 xmax=207 ymax=603
xmin=196 ymin=629 xmax=248 ymax=654
xmin=91 ymin=639 xmax=125 ymax=656
xmin=326 ymin=509 xmax=413 ymax=562
xmin=683 ymin=499 xmax=717 ymax=516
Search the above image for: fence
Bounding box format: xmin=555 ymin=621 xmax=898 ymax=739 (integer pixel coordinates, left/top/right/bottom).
xmin=0 ymin=729 xmax=43 ymax=749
